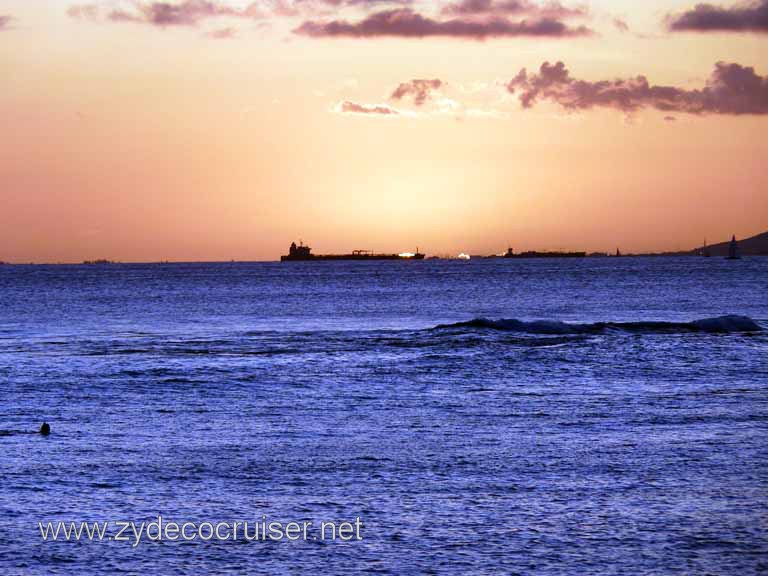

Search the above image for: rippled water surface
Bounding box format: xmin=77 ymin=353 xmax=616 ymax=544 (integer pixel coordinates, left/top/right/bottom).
xmin=1 ymin=258 xmax=767 ymax=574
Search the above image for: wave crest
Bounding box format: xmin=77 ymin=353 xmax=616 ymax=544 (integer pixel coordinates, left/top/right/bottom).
xmin=435 ymin=315 xmax=763 ymax=335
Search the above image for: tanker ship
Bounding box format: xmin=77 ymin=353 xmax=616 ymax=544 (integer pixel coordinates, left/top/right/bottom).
xmin=281 ymin=242 xmax=425 ymax=261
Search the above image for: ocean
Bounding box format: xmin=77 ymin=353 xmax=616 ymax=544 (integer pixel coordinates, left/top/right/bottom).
xmin=1 ymin=257 xmax=766 ymax=574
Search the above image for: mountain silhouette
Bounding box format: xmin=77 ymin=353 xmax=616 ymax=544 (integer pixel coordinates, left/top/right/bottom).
xmin=692 ymin=231 xmax=768 ymax=256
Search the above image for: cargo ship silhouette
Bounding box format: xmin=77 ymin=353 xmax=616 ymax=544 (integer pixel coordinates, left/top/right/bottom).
xmin=281 ymin=242 xmax=425 ymax=261
xmin=502 ymin=248 xmax=586 ymax=259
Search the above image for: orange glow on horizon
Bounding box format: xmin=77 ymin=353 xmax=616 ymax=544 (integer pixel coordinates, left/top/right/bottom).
xmin=0 ymin=1 xmax=766 ymax=262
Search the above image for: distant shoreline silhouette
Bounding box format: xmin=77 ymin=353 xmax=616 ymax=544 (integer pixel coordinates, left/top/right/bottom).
xmin=1 ymin=230 xmax=766 ymax=265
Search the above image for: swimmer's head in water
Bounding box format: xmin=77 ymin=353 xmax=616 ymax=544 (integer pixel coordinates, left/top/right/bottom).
xmin=40 ymin=423 xmax=50 ymax=436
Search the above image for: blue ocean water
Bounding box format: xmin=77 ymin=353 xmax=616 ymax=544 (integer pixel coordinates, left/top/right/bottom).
xmin=1 ymin=257 xmax=767 ymax=574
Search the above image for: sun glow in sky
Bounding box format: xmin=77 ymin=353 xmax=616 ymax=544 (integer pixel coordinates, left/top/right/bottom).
xmin=1 ymin=0 xmax=767 ymax=261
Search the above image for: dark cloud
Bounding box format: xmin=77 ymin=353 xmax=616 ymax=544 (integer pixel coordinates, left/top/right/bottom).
xmin=339 ymin=101 xmax=399 ymax=115
xmin=442 ymin=0 xmax=526 ymax=15
xmin=507 ymin=61 xmax=768 ymax=115
xmin=69 ymin=1 xmax=265 ymax=27
xmin=668 ymin=0 xmax=768 ymax=33
xmin=294 ymin=8 xmax=593 ymax=39
xmin=391 ymin=79 xmax=443 ymax=105
xmin=0 ymin=15 xmax=13 ymax=30
xmin=68 ymin=0 xmax=415 ymax=27
xmin=441 ymin=0 xmax=586 ymax=18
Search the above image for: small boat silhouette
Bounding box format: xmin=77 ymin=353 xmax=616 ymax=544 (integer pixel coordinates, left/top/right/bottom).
xmin=726 ymin=235 xmax=741 ymax=260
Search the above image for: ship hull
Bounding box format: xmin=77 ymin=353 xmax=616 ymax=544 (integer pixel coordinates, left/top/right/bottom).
xmin=504 ymin=252 xmax=586 ymax=259
xmin=281 ymin=254 xmax=425 ymax=261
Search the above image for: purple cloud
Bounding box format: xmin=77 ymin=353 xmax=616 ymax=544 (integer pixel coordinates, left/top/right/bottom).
xmin=442 ymin=0 xmax=526 ymax=15
xmin=69 ymin=1 xmax=265 ymax=27
xmin=668 ymin=0 xmax=768 ymax=33
xmin=507 ymin=61 xmax=768 ymax=115
xmin=339 ymin=101 xmax=399 ymax=115
xmin=0 ymin=15 xmax=13 ymax=30
xmin=294 ymin=8 xmax=593 ymax=39
xmin=68 ymin=0 xmax=416 ymax=27
xmin=391 ymin=79 xmax=443 ymax=105
xmin=441 ymin=0 xmax=586 ymax=18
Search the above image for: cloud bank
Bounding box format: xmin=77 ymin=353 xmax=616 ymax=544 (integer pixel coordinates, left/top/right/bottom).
xmin=294 ymin=8 xmax=593 ymax=39
xmin=68 ymin=1 xmax=265 ymax=27
xmin=68 ymin=0 xmax=416 ymax=27
xmin=441 ymin=0 xmax=586 ymax=18
xmin=668 ymin=0 xmax=768 ymax=33
xmin=66 ymin=0 xmax=591 ymax=39
xmin=506 ymin=61 xmax=768 ymax=115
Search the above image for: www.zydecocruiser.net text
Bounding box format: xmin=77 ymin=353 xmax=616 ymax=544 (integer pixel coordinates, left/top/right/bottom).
xmin=38 ymin=516 xmax=363 ymax=547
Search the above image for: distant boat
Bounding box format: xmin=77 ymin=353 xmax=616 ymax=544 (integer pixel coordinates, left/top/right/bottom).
xmin=281 ymin=242 xmax=425 ymax=261
xmin=726 ymin=235 xmax=741 ymax=260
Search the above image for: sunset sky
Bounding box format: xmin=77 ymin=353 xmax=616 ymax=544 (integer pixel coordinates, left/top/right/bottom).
xmin=1 ymin=0 xmax=767 ymax=262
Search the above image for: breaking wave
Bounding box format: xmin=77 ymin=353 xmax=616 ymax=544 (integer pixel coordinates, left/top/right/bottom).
xmin=435 ymin=315 xmax=763 ymax=335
